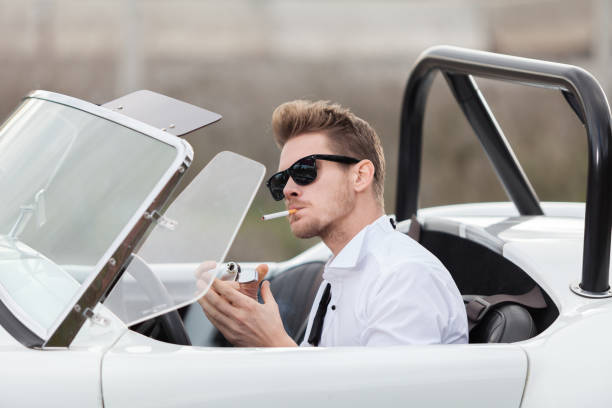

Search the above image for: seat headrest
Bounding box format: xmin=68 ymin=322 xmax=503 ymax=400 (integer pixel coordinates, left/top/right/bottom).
xmin=469 ymin=304 xmax=536 ymax=343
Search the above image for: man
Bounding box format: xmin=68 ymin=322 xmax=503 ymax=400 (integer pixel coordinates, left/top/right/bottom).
xmin=197 ymin=100 xmax=468 ymax=347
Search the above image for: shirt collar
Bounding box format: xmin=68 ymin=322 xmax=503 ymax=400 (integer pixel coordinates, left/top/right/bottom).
xmin=325 ymin=215 xmax=393 ymax=272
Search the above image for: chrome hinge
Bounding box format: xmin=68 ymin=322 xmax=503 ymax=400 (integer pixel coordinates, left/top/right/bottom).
xmin=81 ymin=307 xmax=110 ymax=327
xmin=144 ymin=210 xmax=178 ymax=230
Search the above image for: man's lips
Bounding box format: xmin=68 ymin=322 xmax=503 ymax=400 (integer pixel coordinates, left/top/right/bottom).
xmin=287 ymin=205 xmax=307 ymax=221
xmin=287 ymin=203 xmax=308 ymax=212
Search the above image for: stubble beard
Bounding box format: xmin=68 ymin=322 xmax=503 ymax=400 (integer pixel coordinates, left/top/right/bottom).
xmin=291 ymin=217 xmax=321 ymax=239
xmin=290 ymin=181 xmax=354 ymax=240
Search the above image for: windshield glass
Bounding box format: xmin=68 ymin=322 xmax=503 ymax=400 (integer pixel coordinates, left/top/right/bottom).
xmin=104 ymin=151 xmax=265 ymax=326
xmin=0 ymin=97 xmax=180 ymax=338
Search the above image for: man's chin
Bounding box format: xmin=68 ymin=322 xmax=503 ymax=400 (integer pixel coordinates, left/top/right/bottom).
xmin=290 ymin=219 xmax=321 ymax=239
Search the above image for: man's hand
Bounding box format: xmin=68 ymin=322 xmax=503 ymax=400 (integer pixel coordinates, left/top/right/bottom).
xmin=196 ymin=263 xmax=297 ymax=347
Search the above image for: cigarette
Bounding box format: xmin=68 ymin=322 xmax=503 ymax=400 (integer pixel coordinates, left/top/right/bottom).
xmin=261 ymin=209 xmax=297 ymax=220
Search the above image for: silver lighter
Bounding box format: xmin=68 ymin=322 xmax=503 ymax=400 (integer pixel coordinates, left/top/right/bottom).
xmin=225 ymin=261 xmax=258 ymax=283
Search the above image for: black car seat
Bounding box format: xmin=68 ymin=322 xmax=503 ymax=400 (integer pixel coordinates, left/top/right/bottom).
xmin=467 ymin=303 xmax=537 ymax=343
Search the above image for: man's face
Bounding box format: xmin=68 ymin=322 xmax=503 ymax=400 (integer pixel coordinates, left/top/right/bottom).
xmin=278 ymin=132 xmax=355 ymax=239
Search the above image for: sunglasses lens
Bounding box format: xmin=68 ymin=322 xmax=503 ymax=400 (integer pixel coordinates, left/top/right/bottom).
xmin=289 ymin=158 xmax=317 ymax=185
xmin=267 ymin=172 xmax=289 ymax=201
xmin=266 ymin=157 xmax=318 ymax=201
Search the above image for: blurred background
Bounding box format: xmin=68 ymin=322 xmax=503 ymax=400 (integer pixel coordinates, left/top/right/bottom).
xmin=0 ymin=0 xmax=610 ymax=261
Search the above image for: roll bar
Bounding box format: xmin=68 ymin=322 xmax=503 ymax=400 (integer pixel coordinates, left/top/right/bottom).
xmin=396 ymin=46 xmax=612 ymax=296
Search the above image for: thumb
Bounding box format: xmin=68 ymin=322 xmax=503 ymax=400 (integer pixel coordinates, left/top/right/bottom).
xmin=260 ymin=280 xmax=276 ymax=305
xmin=256 ymin=264 xmax=269 ymax=283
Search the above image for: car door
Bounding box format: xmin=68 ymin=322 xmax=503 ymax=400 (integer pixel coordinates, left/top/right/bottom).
xmin=101 ymin=332 xmax=526 ymax=408
xmin=0 ymin=342 xmax=103 ymax=407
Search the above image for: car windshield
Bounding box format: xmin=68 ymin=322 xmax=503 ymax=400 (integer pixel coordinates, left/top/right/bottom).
xmin=104 ymin=151 xmax=265 ymax=326
xmin=0 ymin=97 xmax=180 ymax=338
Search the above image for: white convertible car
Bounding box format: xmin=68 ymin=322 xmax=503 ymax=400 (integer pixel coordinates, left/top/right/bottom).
xmin=0 ymin=46 xmax=611 ymax=407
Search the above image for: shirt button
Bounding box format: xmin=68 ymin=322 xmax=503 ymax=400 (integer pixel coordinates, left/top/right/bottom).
xmin=331 ymin=305 xmax=336 ymax=310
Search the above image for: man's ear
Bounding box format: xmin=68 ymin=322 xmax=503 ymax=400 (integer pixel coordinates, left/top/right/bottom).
xmin=352 ymin=160 xmax=375 ymax=193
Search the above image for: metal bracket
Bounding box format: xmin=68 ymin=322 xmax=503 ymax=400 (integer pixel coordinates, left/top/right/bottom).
xmin=570 ymin=283 xmax=612 ymax=299
xmin=80 ymin=307 xmax=110 ymax=327
xmin=144 ymin=210 xmax=177 ymax=230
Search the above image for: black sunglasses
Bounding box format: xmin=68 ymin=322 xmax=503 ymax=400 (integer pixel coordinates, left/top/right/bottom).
xmin=266 ymin=154 xmax=361 ymax=201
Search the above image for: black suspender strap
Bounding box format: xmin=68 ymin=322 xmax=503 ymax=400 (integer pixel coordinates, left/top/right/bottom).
xmin=308 ymin=283 xmax=332 ymax=346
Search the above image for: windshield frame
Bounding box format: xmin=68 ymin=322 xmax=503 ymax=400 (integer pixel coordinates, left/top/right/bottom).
xmin=0 ymin=90 xmax=193 ymax=347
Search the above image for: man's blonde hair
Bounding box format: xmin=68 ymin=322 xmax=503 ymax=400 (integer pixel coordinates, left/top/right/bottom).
xmin=272 ymin=100 xmax=385 ymax=208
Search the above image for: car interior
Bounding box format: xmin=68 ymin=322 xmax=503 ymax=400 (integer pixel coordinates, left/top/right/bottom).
xmin=414 ymin=223 xmax=558 ymax=343
xmin=133 ymin=216 xmax=559 ymax=347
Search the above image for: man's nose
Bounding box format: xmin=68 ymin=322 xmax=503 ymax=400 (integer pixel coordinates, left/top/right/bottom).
xmin=283 ymin=177 xmax=301 ymax=200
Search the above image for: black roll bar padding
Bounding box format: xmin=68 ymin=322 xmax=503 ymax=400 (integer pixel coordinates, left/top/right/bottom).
xmin=443 ymin=72 xmax=543 ymax=216
xmin=396 ymin=45 xmax=612 ymax=294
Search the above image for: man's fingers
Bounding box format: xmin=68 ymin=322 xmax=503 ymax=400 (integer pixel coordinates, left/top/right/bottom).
xmin=211 ymin=278 xmax=240 ymax=292
xmin=256 ymin=264 xmax=269 ymax=283
xmin=260 ymin=280 xmax=277 ymax=305
xmin=196 ymin=276 xmax=214 ymax=292
xmin=212 ymin=278 xmax=252 ymax=307
xmin=197 ymin=275 xmax=235 ymax=294
xmin=199 ymin=297 xmax=234 ymax=334
xmin=194 ymin=260 xmax=217 ymax=280
xmin=199 ymin=286 xmax=237 ymax=317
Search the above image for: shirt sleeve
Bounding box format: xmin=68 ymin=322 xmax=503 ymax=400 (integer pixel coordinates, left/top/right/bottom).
xmin=361 ymin=262 xmax=459 ymax=346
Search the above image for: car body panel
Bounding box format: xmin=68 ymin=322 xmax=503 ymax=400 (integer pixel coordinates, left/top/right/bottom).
xmin=519 ymin=307 xmax=612 ymax=407
xmin=0 ymin=345 xmax=102 ymax=407
xmin=102 ymin=330 xmax=528 ymax=408
xmin=0 ymin=304 xmax=126 ymax=407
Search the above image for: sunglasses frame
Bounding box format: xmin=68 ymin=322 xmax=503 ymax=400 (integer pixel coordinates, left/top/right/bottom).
xmin=266 ymin=154 xmax=361 ymax=201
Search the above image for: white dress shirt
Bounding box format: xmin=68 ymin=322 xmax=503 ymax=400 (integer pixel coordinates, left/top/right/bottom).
xmin=300 ymin=215 xmax=468 ymax=347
